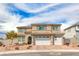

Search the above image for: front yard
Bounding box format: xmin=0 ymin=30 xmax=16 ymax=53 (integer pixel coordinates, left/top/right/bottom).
xmin=0 ymin=44 xmax=79 ymax=52
xmin=0 ymin=44 xmax=33 ymax=52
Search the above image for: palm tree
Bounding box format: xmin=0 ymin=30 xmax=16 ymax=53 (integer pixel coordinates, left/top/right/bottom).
xmin=6 ymin=31 xmax=17 ymax=45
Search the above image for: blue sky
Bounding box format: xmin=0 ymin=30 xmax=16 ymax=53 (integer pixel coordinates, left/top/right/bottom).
xmin=0 ymin=3 xmax=79 ymax=37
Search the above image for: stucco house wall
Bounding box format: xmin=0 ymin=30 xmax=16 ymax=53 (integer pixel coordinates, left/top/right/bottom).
xmin=25 ymin=34 xmax=31 ymax=43
xmin=17 ymin=24 xmax=64 ymax=45
xmin=64 ymin=26 xmax=76 ymax=39
xmin=63 ymin=24 xmax=79 ymax=46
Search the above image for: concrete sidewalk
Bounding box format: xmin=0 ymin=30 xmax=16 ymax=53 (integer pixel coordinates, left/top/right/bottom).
xmin=0 ymin=49 xmax=79 ymax=55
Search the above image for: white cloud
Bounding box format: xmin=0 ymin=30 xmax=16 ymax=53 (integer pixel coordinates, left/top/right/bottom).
xmin=0 ymin=3 xmax=79 ymax=34
xmin=0 ymin=4 xmax=21 ymax=32
xmin=12 ymin=3 xmax=79 ymax=30
xmin=14 ymin=3 xmax=59 ymax=13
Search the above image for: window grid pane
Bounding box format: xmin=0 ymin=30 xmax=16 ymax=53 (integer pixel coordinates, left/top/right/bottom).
xmin=18 ymin=29 xmax=26 ymax=32
xmin=18 ymin=36 xmax=25 ymax=42
xmin=37 ymin=26 xmax=46 ymax=30
xmin=52 ymin=26 xmax=60 ymax=31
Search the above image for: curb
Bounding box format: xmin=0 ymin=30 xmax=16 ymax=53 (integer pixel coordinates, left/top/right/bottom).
xmin=0 ymin=49 xmax=79 ymax=55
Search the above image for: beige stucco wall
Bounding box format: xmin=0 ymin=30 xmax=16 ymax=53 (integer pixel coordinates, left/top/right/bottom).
xmin=64 ymin=26 xmax=77 ymax=46
xmin=64 ymin=26 xmax=76 ymax=39
xmin=17 ymin=25 xmax=63 ymax=45
xmin=26 ymin=28 xmax=32 ymax=32
xmin=46 ymin=26 xmax=51 ymax=30
xmin=25 ymin=34 xmax=31 ymax=43
xmin=32 ymin=26 xmax=37 ymax=30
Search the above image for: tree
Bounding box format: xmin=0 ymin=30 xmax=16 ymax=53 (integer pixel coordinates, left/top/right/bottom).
xmin=6 ymin=31 xmax=17 ymax=45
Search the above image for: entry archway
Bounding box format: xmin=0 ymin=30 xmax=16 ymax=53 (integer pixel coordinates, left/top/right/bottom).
xmin=27 ymin=36 xmax=32 ymax=44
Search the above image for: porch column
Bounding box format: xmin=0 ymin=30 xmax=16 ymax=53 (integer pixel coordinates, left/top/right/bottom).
xmin=32 ymin=36 xmax=35 ymax=45
xmin=50 ymin=35 xmax=54 ymax=45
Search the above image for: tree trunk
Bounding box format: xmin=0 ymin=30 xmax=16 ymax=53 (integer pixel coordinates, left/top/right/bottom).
xmin=11 ymin=39 xmax=13 ymax=45
xmin=53 ymin=37 xmax=54 ymax=45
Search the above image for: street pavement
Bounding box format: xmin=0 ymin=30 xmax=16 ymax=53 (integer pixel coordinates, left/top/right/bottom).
xmin=0 ymin=45 xmax=79 ymax=56
xmin=1 ymin=52 xmax=79 ymax=56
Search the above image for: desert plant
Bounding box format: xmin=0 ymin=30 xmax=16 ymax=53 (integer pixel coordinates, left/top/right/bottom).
xmin=27 ymin=46 xmax=30 ymax=49
xmin=66 ymin=43 xmax=69 ymax=46
xmin=0 ymin=41 xmax=3 ymax=46
xmin=15 ymin=43 xmax=19 ymax=45
xmin=15 ymin=47 xmax=19 ymax=50
xmin=22 ymin=42 xmax=27 ymax=45
xmin=27 ymin=45 xmax=32 ymax=49
xmin=6 ymin=31 xmax=17 ymax=45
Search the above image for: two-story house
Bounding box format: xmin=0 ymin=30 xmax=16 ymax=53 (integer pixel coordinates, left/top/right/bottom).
xmin=64 ymin=22 xmax=79 ymax=46
xmin=16 ymin=24 xmax=64 ymax=45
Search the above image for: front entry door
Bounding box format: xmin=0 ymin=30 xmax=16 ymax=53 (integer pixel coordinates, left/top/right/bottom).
xmin=28 ymin=36 xmax=32 ymax=44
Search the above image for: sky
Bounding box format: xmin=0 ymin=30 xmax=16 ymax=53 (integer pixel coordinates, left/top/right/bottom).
xmin=0 ymin=3 xmax=79 ymax=38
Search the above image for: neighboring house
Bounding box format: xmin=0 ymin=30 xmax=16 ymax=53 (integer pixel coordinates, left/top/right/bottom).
xmin=16 ymin=24 xmax=64 ymax=45
xmin=0 ymin=38 xmax=4 ymax=44
xmin=64 ymin=22 xmax=79 ymax=46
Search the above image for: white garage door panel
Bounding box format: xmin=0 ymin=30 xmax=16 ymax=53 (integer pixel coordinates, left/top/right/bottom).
xmin=35 ymin=38 xmax=50 ymax=45
xmin=54 ymin=38 xmax=63 ymax=45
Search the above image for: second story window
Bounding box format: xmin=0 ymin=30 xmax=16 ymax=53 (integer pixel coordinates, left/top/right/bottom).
xmin=52 ymin=26 xmax=60 ymax=31
xmin=18 ymin=29 xmax=26 ymax=33
xmin=77 ymin=25 xmax=79 ymax=29
xmin=37 ymin=26 xmax=46 ymax=30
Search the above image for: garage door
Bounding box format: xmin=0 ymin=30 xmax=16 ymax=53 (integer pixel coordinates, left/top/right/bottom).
xmin=35 ymin=36 xmax=50 ymax=45
xmin=54 ymin=37 xmax=63 ymax=45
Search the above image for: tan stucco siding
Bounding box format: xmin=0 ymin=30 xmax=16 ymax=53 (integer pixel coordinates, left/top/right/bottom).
xmin=26 ymin=28 xmax=32 ymax=32
xmin=32 ymin=30 xmax=51 ymax=35
xmin=64 ymin=27 xmax=76 ymax=39
xmin=25 ymin=34 xmax=31 ymax=43
xmin=32 ymin=26 xmax=37 ymax=30
xmin=46 ymin=26 xmax=51 ymax=30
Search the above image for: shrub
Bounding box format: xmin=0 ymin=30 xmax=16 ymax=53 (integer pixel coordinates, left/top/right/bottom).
xmin=66 ymin=43 xmax=69 ymax=46
xmin=27 ymin=46 xmax=30 ymax=49
xmin=3 ymin=45 xmax=6 ymax=47
xmin=15 ymin=46 xmax=19 ymax=50
xmin=23 ymin=43 xmax=27 ymax=45
xmin=27 ymin=45 xmax=32 ymax=49
xmin=15 ymin=43 xmax=19 ymax=45
xmin=0 ymin=41 xmax=3 ymax=46
xmin=77 ymin=45 xmax=79 ymax=47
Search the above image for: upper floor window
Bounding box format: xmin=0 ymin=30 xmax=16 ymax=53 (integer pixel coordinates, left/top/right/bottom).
xmin=37 ymin=26 xmax=46 ymax=30
xmin=77 ymin=25 xmax=79 ymax=29
xmin=18 ymin=29 xmax=26 ymax=33
xmin=52 ymin=26 xmax=60 ymax=31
